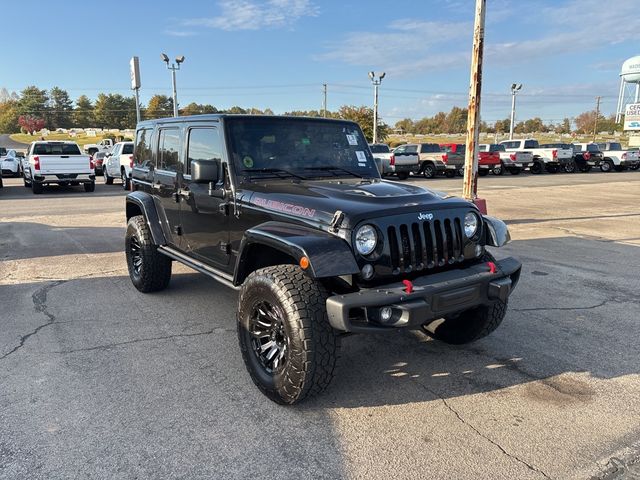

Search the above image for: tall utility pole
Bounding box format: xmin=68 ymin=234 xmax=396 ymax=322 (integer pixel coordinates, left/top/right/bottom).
xmin=368 ymin=72 xmax=386 ymax=144
xmin=509 ymin=83 xmax=522 ymax=140
xmin=462 ymin=0 xmax=486 ymax=205
xmin=322 ymin=83 xmax=327 ymax=118
xmin=593 ymin=96 xmax=601 ymax=141
xmin=161 ymin=53 xmax=185 ymax=117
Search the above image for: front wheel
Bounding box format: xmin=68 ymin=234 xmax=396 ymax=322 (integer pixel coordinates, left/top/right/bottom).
xmin=600 ymin=160 xmax=613 ymax=172
xmin=445 ymin=170 xmax=456 ymax=178
xmin=125 ymin=216 xmax=172 ymax=293
xmin=423 ymin=299 xmax=508 ymax=344
xmin=564 ymin=160 xmax=577 ymax=173
xmin=530 ymin=161 xmax=543 ymax=174
xmin=492 ymin=162 xmax=504 ymax=175
xmin=103 ymin=169 xmax=113 ymax=185
xmin=237 ymin=265 xmax=340 ymax=405
xmin=84 ymin=182 xmax=95 ymax=192
xmin=121 ymin=170 xmax=130 ymax=190
xmin=422 ymin=162 xmax=436 ymax=179
xmin=508 ymin=168 xmax=521 ymax=175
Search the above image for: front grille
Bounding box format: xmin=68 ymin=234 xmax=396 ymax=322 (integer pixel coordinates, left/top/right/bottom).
xmin=387 ymin=218 xmax=465 ymax=274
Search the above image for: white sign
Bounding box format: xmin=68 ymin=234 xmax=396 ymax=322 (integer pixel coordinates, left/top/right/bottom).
xmin=130 ymin=56 xmax=141 ymax=90
xmin=624 ymin=103 xmax=640 ymax=131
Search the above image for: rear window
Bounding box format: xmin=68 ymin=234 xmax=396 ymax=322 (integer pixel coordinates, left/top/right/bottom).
xmin=0 ymin=147 xmax=6 ymax=156
xmin=586 ymin=144 xmax=600 ymax=152
xmin=489 ymin=144 xmax=505 ymax=152
xmin=369 ymin=144 xmax=390 ymax=154
xmin=122 ymin=143 xmax=134 ymax=154
xmin=608 ymin=143 xmax=622 ymax=150
xmin=524 ymin=140 xmax=539 ymax=149
xmin=33 ymin=143 xmax=81 ymax=155
xmin=420 ymin=144 xmax=441 ymax=153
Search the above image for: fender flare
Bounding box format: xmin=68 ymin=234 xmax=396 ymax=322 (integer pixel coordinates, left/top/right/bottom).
xmin=125 ymin=191 xmax=167 ymax=245
xmin=234 ymin=221 xmax=360 ymax=285
xmin=483 ymin=215 xmax=511 ymax=247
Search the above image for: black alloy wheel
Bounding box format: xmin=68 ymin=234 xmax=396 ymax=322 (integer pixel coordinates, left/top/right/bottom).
xmin=249 ymin=302 xmax=289 ymax=373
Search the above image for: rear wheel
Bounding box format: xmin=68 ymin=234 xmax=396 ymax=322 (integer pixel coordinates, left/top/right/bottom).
xmin=237 ymin=265 xmax=340 ymax=404
xmin=396 ymin=172 xmax=409 ymax=180
xmin=84 ymin=182 xmax=95 ymax=192
xmin=32 ymin=182 xmax=43 ymax=194
xmin=492 ymin=162 xmax=504 ymax=175
xmin=103 ymin=169 xmax=113 ymax=185
xmin=630 ymin=164 xmax=639 ymax=171
xmin=121 ymin=170 xmax=130 ymax=190
xmin=564 ymin=160 xmax=577 ymax=173
xmin=614 ymin=165 xmax=625 ymax=172
xmin=125 ymin=216 xmax=172 ymax=293
xmin=530 ymin=161 xmax=543 ymax=174
xmin=545 ymin=164 xmax=559 ymax=174
xmin=422 ymin=162 xmax=436 ymax=179
xmin=478 ymin=169 xmax=489 ymax=177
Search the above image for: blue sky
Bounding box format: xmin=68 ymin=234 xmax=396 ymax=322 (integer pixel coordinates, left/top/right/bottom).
xmin=2 ymin=0 xmax=638 ymax=125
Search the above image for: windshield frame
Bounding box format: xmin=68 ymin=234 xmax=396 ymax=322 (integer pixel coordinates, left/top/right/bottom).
xmin=224 ymin=116 xmax=380 ymax=183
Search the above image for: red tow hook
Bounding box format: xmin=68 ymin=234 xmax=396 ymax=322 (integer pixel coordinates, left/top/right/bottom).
xmin=487 ymin=261 xmax=497 ymax=274
xmin=402 ymin=279 xmax=414 ymax=293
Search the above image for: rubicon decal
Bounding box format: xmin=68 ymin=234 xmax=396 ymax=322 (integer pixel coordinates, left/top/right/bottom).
xmin=253 ymin=197 xmax=316 ymax=218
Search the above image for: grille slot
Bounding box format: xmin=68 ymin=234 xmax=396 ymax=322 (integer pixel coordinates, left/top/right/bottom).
xmin=387 ymin=216 xmax=466 ymax=274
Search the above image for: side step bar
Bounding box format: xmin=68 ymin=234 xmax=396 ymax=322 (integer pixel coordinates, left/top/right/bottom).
xmin=157 ymin=246 xmax=239 ymax=290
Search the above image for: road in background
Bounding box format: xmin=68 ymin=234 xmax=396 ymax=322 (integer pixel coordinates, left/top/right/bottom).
xmin=1 ymin=173 xmax=639 ymax=479
xmin=0 ymin=134 xmax=27 ymax=150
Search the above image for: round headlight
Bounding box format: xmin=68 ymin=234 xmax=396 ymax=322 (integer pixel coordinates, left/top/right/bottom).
xmin=464 ymin=212 xmax=479 ymax=238
xmin=355 ymin=225 xmax=377 ymax=256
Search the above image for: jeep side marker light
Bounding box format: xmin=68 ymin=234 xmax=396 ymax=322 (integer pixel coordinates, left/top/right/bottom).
xmin=299 ymin=256 xmax=310 ymax=270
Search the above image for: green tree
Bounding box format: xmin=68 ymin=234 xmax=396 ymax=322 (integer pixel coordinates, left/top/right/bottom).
xmin=145 ymin=95 xmax=173 ymax=119
xmin=48 ymin=87 xmax=74 ymax=129
xmin=394 ymin=118 xmax=414 ymax=134
xmin=557 ymin=117 xmax=572 ymax=134
xmin=493 ymin=118 xmax=511 ymax=134
xmin=17 ymin=86 xmax=49 ymax=123
xmin=0 ymin=100 xmax=21 ymax=133
xmin=337 ymin=105 xmax=389 ymax=142
xmin=73 ymin=95 xmax=95 ymax=127
xmin=94 ymin=93 xmax=136 ymax=129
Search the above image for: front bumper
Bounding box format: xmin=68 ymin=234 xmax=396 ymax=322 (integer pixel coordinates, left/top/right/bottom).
xmin=326 ymin=257 xmax=522 ymax=333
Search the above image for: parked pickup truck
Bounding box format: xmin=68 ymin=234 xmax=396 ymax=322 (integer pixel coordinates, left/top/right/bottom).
xmin=538 ymin=143 xmax=577 ymax=173
xmin=83 ymin=138 xmax=114 ymax=156
xmin=23 ymin=141 xmax=95 ymax=194
xmin=479 ymin=144 xmax=531 ymax=175
xmin=404 ymin=143 xmax=462 ymax=178
xmin=441 ymin=143 xmax=500 ymax=176
xmin=369 ymin=143 xmax=418 ymax=180
xmin=596 ymin=142 xmax=640 ymax=172
xmin=499 ymin=139 xmax=573 ymax=174
xmin=571 ymin=143 xmax=604 ymax=173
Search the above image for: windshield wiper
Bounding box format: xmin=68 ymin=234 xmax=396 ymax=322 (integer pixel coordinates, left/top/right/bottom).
xmin=242 ymin=168 xmax=306 ymax=180
xmin=303 ymin=166 xmax=363 ymax=178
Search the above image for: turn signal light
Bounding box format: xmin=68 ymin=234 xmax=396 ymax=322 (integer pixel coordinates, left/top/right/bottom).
xmin=33 ymin=155 xmax=40 ymax=170
xmin=389 ymin=154 xmax=395 ymax=166
xmin=441 ymin=153 xmax=448 ymax=163
xmin=299 ymin=256 xmax=310 ymax=270
xmin=129 ymin=155 xmax=134 ymax=168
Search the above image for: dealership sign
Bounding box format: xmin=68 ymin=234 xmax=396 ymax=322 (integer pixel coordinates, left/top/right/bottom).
xmin=624 ymin=103 xmax=640 ymax=131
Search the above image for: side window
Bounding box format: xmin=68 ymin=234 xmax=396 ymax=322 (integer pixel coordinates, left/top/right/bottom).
xmin=134 ymin=128 xmax=153 ymax=168
xmin=405 ymin=145 xmax=417 ymax=153
xmin=524 ymin=140 xmax=537 ymax=149
xmin=158 ymin=128 xmax=182 ymax=172
xmin=394 ymin=145 xmax=405 ymax=154
xmin=186 ymin=127 xmax=222 ymax=175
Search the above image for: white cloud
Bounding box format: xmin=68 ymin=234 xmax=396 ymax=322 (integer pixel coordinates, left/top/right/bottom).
xmin=164 ymin=30 xmax=197 ymax=37
xmin=181 ymin=0 xmax=318 ymax=31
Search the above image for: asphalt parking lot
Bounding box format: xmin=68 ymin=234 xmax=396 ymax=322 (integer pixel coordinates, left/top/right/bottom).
xmin=1 ymin=172 xmax=639 ymax=479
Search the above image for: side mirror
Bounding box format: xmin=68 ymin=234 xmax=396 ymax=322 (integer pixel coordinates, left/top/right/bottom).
xmin=191 ymin=159 xmax=220 ymax=184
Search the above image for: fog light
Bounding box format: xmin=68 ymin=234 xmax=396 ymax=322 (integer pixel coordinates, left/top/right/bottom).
xmin=475 ymin=244 xmax=484 ymax=257
xmin=361 ymin=264 xmax=374 ymax=280
xmin=380 ymin=307 xmax=393 ymax=322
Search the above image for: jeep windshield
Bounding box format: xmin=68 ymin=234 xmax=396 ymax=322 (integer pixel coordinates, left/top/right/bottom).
xmin=226 ymin=117 xmax=379 ymax=180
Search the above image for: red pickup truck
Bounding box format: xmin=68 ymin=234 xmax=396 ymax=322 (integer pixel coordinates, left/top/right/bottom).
xmin=439 ymin=143 xmax=501 ymax=176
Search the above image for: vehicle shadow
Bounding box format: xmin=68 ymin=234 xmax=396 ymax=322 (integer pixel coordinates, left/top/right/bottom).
xmin=0 ymin=221 xmax=124 ymax=260
xmin=0 ymin=181 xmax=127 ymax=199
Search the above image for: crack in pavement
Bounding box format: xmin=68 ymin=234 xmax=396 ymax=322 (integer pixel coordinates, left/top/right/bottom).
xmin=513 ymin=300 xmax=607 ymax=313
xmin=0 ymin=280 xmax=66 ymax=361
xmin=411 ymin=376 xmax=552 ymax=479
xmin=51 ymin=327 xmax=234 ymax=354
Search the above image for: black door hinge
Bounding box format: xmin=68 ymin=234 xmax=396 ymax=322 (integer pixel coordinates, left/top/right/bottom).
xmin=173 ymin=226 xmax=183 ymax=236
xmin=218 ymin=203 xmax=229 ymax=215
xmin=220 ymin=242 xmax=230 ymax=254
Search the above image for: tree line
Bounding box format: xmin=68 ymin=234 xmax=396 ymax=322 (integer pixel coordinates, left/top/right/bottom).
xmin=0 ymin=86 xmax=624 ymax=141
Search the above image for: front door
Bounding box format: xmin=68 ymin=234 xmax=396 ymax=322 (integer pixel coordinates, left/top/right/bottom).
xmin=180 ymin=126 xmax=230 ymax=267
xmin=154 ymin=127 xmax=183 ymax=248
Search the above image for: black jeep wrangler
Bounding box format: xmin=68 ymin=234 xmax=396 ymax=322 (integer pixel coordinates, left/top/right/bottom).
xmin=124 ymin=115 xmax=521 ymax=404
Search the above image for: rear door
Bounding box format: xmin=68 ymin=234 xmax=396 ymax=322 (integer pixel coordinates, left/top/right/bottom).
xmin=154 ymin=127 xmax=183 ymax=248
xmin=180 ymin=125 xmax=230 ymax=267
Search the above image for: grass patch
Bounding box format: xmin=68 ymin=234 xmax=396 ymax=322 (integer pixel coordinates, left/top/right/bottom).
xmin=10 ymin=133 xmax=124 ymax=147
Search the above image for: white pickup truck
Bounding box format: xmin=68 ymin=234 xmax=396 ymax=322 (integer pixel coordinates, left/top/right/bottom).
xmin=479 ymin=144 xmax=533 ymax=175
xmin=83 ymin=138 xmax=114 ymax=155
xmin=369 ymin=143 xmax=418 ymax=180
xmin=23 ymin=141 xmax=95 ymax=194
xmin=596 ymin=142 xmax=640 ymax=172
xmin=499 ymin=138 xmax=573 ymax=174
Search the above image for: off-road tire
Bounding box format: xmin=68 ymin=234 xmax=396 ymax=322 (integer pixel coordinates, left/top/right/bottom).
xmin=125 ymin=215 xmax=172 ymax=293
xmin=423 ymin=299 xmax=508 ymax=345
xmin=564 ymin=160 xmax=577 ymax=173
xmin=396 ymin=172 xmax=409 ymax=180
xmin=478 ymin=169 xmax=489 ymax=177
xmin=121 ymin=170 xmax=130 ymax=190
xmin=84 ymin=182 xmax=95 ymax=192
xmin=422 ymin=162 xmax=436 ymax=179
xmin=237 ymin=264 xmax=340 ymax=405
xmin=32 ymin=182 xmax=43 ymax=194
xmin=546 ymin=164 xmax=559 ymax=174
xmin=630 ymin=164 xmax=639 ymax=171
xmin=508 ymin=167 xmax=521 ymax=175
xmin=530 ymin=161 xmax=543 ymax=174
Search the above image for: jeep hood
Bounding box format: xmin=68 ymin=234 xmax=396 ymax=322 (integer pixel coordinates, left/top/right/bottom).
xmin=243 ymin=178 xmax=474 ymax=228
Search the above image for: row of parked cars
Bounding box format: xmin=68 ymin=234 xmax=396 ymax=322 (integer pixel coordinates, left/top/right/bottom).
xmin=370 ymin=139 xmax=640 ymax=180
xmin=0 ymin=140 xmax=135 ymax=193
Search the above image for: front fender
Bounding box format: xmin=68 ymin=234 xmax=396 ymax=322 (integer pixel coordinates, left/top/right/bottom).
xmin=125 ymin=191 xmax=167 ymax=245
xmin=483 ymin=215 xmax=511 ymax=247
xmin=234 ymin=221 xmax=360 ymax=284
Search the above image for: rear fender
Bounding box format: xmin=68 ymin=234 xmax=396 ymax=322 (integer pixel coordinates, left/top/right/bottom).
xmin=125 ymin=191 xmax=167 ymax=245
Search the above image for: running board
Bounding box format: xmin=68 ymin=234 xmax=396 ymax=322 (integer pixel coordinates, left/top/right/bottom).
xmin=157 ymin=246 xmax=239 ymax=290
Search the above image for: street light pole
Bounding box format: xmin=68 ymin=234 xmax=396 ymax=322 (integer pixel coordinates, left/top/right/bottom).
xmin=368 ymin=71 xmax=386 ymax=144
xmin=509 ymin=83 xmax=522 ymax=140
xmin=161 ymin=53 xmax=185 ymax=117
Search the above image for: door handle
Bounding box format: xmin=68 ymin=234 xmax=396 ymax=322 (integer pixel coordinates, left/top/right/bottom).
xmin=177 ymin=188 xmax=190 ymax=199
xmin=151 ymin=183 xmax=162 ymax=190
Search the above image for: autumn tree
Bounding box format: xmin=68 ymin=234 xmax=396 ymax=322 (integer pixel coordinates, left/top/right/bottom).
xmin=145 ymin=95 xmax=174 ymax=119
xmin=337 ymin=105 xmax=389 ymax=142
xmin=394 ymin=118 xmax=414 ymax=133
xmin=18 ymin=115 xmax=46 ymax=134
xmin=0 ymin=100 xmax=20 ymax=133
